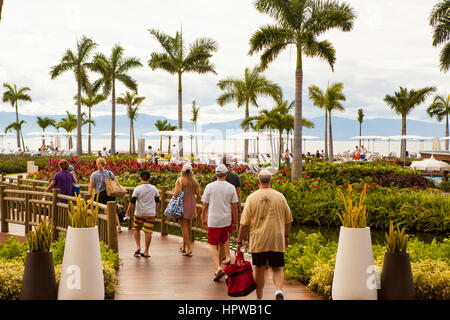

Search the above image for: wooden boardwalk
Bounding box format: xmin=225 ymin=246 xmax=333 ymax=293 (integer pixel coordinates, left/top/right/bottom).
xmin=2 ymin=223 xmax=319 ymax=300
xmin=114 ymin=228 xmax=320 ymax=300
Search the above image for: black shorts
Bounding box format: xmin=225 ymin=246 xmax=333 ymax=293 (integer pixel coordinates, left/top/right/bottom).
xmin=251 ymin=252 xmax=285 ymax=268
xmin=96 ymin=190 xmax=116 ymax=205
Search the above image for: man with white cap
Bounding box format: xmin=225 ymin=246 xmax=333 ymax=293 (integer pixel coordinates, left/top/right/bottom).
xmin=202 ymin=164 xmax=238 ymax=281
xmin=236 ymin=169 xmax=293 ymax=300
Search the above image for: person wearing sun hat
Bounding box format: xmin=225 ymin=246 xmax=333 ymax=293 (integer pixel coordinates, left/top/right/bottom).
xmin=236 ymin=169 xmax=293 ymax=300
xmin=202 ymin=164 xmax=238 ymax=281
xmin=172 ymin=162 xmax=202 ymax=256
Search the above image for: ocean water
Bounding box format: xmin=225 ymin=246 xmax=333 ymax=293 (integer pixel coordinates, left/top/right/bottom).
xmin=0 ymin=136 xmax=440 ymax=159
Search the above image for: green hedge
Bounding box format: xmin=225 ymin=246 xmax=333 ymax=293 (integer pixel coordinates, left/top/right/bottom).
xmin=285 ymin=231 xmax=450 ymax=300
xmin=0 ymin=236 xmax=119 ymax=300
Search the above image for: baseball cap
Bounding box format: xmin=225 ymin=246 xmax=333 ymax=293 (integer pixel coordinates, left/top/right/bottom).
xmin=215 ymin=164 xmax=228 ymax=175
xmin=182 ymin=163 xmax=193 ymax=172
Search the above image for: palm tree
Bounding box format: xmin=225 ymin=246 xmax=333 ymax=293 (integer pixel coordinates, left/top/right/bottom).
xmin=249 ymin=0 xmax=356 ymax=180
xmin=243 ymin=102 xmax=314 ymax=168
xmin=384 ymin=86 xmax=436 ymax=161
xmin=36 ymin=116 xmax=56 ymax=145
xmin=308 ymin=85 xmax=328 ymax=159
xmin=429 ymin=1 xmax=450 ymax=72
xmin=427 ymin=93 xmax=450 ymax=150
xmin=57 ymin=111 xmax=78 ymax=151
xmin=217 ymin=66 xmax=282 ymax=161
xmin=75 ymin=87 xmax=106 ymax=154
xmin=191 ymin=100 xmax=200 ymax=155
xmin=50 ymin=36 xmax=97 ymax=156
xmin=148 ymin=29 xmax=218 ymax=158
xmin=2 ymin=83 xmax=32 ymax=148
xmin=5 ymin=120 xmax=26 ymax=150
xmin=325 ymin=83 xmax=345 ymax=162
xmin=155 ymin=119 xmax=169 ymax=151
xmin=91 ymin=44 xmax=142 ymax=155
xmin=116 ymin=91 xmax=146 ymax=154
xmin=166 ymin=123 xmax=177 ymax=154
xmin=357 ymin=108 xmax=364 ymax=147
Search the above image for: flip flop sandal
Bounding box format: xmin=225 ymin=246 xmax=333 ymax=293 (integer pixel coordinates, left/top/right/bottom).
xmin=179 ymin=247 xmax=186 ymax=253
xmin=183 ymin=252 xmax=193 ymax=257
xmin=140 ymin=253 xmax=151 ymax=258
xmin=223 ymin=260 xmax=232 ymax=265
xmin=213 ymin=270 xmax=225 ymax=281
xmin=134 ymin=250 xmax=141 ymax=257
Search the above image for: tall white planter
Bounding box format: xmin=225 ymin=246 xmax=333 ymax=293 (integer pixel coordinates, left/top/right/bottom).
xmin=332 ymin=226 xmax=377 ymax=300
xmin=58 ymin=226 xmax=104 ymax=300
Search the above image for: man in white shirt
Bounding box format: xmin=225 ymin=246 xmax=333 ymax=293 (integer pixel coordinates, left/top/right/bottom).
xmin=202 ymin=164 xmax=238 ymax=281
xmin=126 ymin=171 xmax=160 ymax=258
xmin=100 ymin=147 xmax=109 ymax=157
xmin=170 ymin=144 xmax=178 ymax=162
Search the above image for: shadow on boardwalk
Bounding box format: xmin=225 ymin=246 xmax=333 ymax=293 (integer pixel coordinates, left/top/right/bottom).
xmin=115 ymin=228 xmax=320 ymax=300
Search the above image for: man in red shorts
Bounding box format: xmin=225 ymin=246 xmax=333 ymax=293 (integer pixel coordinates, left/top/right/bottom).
xmin=202 ymin=164 xmax=238 ymax=281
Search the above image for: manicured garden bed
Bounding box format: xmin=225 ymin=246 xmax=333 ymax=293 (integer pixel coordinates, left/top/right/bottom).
xmin=0 ymin=235 xmax=119 ymax=300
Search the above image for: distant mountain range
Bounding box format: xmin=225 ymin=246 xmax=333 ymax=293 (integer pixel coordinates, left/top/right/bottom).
xmin=0 ymin=111 xmax=447 ymax=141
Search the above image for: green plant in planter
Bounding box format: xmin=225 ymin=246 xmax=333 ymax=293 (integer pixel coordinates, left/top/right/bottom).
xmin=385 ymin=220 xmax=408 ymax=253
xmin=26 ymin=220 xmax=54 ymax=253
xmin=336 ymin=184 xmax=368 ymax=228
xmin=69 ymin=192 xmax=99 ymax=228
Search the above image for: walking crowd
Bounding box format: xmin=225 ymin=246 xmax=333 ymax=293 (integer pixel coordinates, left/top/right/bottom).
xmin=48 ymin=154 xmax=293 ymax=300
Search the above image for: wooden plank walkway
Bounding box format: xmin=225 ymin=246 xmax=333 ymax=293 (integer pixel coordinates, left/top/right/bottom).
xmin=114 ymin=228 xmax=320 ymax=300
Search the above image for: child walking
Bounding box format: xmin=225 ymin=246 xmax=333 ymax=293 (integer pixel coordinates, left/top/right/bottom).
xmin=126 ymin=171 xmax=160 ymax=258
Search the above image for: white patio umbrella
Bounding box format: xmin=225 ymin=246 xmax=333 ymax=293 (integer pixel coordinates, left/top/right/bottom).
xmin=187 ymin=132 xmax=213 ymax=160
xmin=385 ymin=135 xmax=423 ymax=158
xmin=410 ymin=154 xmax=450 ymax=171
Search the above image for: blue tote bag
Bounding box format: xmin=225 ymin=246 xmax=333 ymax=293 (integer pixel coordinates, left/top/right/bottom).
xmin=164 ymin=179 xmax=184 ymax=220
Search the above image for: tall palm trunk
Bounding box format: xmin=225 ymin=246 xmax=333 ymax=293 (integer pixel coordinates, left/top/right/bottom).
xmin=278 ymin=131 xmax=283 ymax=169
xmin=194 ymin=123 xmax=198 ymax=154
xmin=111 ymin=80 xmax=116 ymax=155
xmin=168 ymin=136 xmax=172 ymax=154
xmin=15 ymin=102 xmax=20 ymax=148
xmin=328 ymin=110 xmax=333 ymax=163
xmin=178 ymin=72 xmax=183 ymax=158
xmin=42 ymin=129 xmax=45 ymax=146
xmin=292 ymin=48 xmax=303 ymax=181
xmin=129 ymin=118 xmax=133 ymax=154
xmin=324 ymin=109 xmax=328 ymax=159
xmin=20 ymin=129 xmax=25 ymax=151
xmin=88 ymin=107 xmax=92 ymax=154
xmin=132 ymin=120 xmax=136 ymax=154
xmin=160 ymin=136 xmax=162 ymax=152
xmin=445 ymin=113 xmax=449 ymax=151
xmin=76 ymin=83 xmax=82 ymax=155
xmin=359 ymin=122 xmax=362 ymax=147
xmin=401 ymin=115 xmax=406 ymax=161
xmin=244 ymin=101 xmax=250 ymax=162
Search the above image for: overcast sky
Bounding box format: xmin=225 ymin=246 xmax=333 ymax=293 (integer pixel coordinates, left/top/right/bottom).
xmin=0 ymin=0 xmax=447 ymax=125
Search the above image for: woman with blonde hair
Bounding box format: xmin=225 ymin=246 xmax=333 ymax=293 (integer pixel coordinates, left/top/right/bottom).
xmin=172 ymin=163 xmax=201 ymax=257
xmin=88 ymin=158 xmax=121 ymax=231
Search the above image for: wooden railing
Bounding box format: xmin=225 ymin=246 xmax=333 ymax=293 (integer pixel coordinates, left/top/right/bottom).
xmin=0 ymin=174 xmax=246 ymax=249
xmin=0 ymin=175 xmax=118 ymax=253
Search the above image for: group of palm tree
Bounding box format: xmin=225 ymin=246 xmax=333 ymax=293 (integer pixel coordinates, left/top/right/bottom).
xmin=1 ymin=0 xmax=447 ymax=182
xmin=50 ymin=37 xmax=143 ymax=155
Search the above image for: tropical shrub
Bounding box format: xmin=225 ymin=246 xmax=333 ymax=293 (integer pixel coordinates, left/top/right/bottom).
xmin=438 ymin=181 xmax=450 ymax=192
xmin=378 ymin=174 xmax=431 ymax=189
xmin=0 ymin=235 xmax=120 ymax=300
xmin=285 ymin=231 xmax=450 ymax=300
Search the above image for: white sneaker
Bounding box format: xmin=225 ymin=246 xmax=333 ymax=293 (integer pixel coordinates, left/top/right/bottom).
xmin=275 ymin=290 xmax=284 ymax=300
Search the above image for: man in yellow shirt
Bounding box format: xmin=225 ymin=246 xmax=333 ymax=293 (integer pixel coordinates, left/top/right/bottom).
xmin=236 ymin=169 xmax=293 ymax=300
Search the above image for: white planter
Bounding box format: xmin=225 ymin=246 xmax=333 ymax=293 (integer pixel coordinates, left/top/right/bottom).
xmin=331 ymin=226 xmax=377 ymax=300
xmin=58 ymin=226 xmax=104 ymax=300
